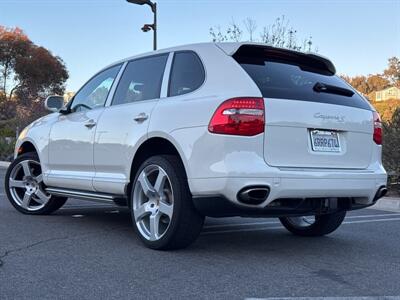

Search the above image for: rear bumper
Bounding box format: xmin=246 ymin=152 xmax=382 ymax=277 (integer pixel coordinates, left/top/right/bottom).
xmin=192 ymin=191 xmax=386 ymax=218
xmin=189 ymin=169 xmax=387 ymax=217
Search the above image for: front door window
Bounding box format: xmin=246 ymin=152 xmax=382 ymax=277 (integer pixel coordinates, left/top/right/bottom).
xmin=70 ymin=64 xmax=121 ymax=112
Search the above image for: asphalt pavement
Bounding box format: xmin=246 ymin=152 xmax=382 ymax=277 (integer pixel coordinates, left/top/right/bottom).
xmin=0 ymin=167 xmax=400 ymax=300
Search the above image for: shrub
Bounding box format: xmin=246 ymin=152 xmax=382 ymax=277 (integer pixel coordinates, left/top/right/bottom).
xmin=0 ymin=137 xmax=15 ymax=161
xmin=382 ymin=108 xmax=400 ymax=194
xmin=372 ymin=99 xmax=400 ymax=122
xmin=382 ymin=108 xmax=400 ymax=173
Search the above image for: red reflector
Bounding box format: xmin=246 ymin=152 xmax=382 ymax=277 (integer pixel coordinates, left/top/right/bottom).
xmin=373 ymin=111 xmax=382 ymax=145
xmin=208 ymin=97 xmax=265 ymax=136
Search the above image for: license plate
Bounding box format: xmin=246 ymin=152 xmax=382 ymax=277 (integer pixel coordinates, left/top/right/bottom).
xmin=310 ymin=130 xmax=341 ymax=152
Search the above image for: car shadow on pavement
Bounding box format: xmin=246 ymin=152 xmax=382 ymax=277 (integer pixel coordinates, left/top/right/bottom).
xmin=51 ymin=205 xmax=364 ymax=256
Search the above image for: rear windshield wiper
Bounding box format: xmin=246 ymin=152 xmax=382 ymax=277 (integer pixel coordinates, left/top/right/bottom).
xmin=313 ymin=82 xmax=354 ymax=97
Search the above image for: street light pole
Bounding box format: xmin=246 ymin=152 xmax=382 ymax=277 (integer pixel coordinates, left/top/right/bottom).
xmin=126 ymin=0 xmax=157 ymax=51
xmin=152 ymin=2 xmax=157 ymax=51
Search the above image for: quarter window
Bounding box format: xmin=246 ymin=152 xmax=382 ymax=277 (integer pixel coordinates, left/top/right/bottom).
xmin=112 ymin=54 xmax=168 ymax=106
xmin=168 ymin=51 xmax=205 ymax=97
xmin=71 ymin=64 xmax=121 ymax=112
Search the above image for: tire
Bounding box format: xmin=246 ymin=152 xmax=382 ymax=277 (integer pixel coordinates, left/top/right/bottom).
xmin=130 ymin=155 xmax=204 ymax=250
xmin=5 ymin=152 xmax=67 ymax=215
xmin=279 ymin=211 xmax=346 ymax=237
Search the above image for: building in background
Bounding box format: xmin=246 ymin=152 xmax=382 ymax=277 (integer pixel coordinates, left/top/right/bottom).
xmin=375 ymin=87 xmax=400 ymax=101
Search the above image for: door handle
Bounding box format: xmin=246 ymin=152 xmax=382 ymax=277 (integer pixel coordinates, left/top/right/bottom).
xmin=84 ymin=119 xmax=97 ymax=129
xmin=134 ymin=113 xmax=149 ymax=123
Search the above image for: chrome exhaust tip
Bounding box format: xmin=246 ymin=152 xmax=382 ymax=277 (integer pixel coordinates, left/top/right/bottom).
xmin=237 ymin=186 xmax=270 ymax=205
xmin=374 ymin=186 xmax=388 ymax=202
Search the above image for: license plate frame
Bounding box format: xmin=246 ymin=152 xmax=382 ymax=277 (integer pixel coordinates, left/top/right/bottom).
xmin=310 ymin=129 xmax=341 ymax=153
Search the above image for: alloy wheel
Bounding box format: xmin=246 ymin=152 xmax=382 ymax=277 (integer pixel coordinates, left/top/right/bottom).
xmin=8 ymin=159 xmax=51 ymax=211
xmin=132 ymin=164 xmax=174 ymax=241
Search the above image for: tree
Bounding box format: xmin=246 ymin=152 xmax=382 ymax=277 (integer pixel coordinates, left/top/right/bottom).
xmin=366 ymin=75 xmax=390 ymax=94
xmin=14 ymin=46 xmax=68 ymax=106
xmin=259 ymin=16 xmax=313 ymax=51
xmin=0 ymin=26 xmax=68 ymax=127
xmin=210 ymin=20 xmax=242 ymax=43
xmin=341 ymin=75 xmax=369 ymax=94
xmin=0 ymin=26 xmax=31 ymax=101
xmin=384 ymin=57 xmax=400 ymax=88
xmin=341 ymin=74 xmax=389 ymax=96
xmin=243 ymin=17 xmax=257 ymax=42
xmin=209 ymin=15 xmax=314 ymax=52
xmin=341 ymin=57 xmax=399 ymax=98
xmin=0 ymin=26 xmax=68 ymax=104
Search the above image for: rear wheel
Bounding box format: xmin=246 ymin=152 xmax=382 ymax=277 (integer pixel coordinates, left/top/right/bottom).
xmin=279 ymin=211 xmax=346 ymax=236
xmin=130 ymin=155 xmax=204 ymax=250
xmin=5 ymin=152 xmax=67 ymax=215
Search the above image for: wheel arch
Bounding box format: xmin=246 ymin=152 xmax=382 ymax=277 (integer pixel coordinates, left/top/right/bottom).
xmin=129 ymin=136 xmax=189 ymax=192
xmin=17 ymin=140 xmax=38 ymax=157
xmin=15 ymin=139 xmax=46 ymax=174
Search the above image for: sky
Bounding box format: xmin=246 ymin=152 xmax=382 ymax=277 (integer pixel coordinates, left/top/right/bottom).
xmin=1 ymin=0 xmax=399 ymax=92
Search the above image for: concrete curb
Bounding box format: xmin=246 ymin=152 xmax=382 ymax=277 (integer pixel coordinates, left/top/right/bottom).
xmin=371 ymin=196 xmax=400 ymax=212
xmin=0 ymin=161 xmax=10 ymax=168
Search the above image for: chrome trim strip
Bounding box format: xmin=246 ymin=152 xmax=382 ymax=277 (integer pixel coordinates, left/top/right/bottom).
xmin=47 ymin=173 xmax=93 ymax=180
xmin=92 ymin=177 xmax=127 ymax=183
xmin=278 ymin=167 xmax=375 ymax=173
xmin=46 ymin=187 xmax=121 ymax=203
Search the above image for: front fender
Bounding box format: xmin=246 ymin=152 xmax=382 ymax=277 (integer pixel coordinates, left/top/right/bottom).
xmin=14 ymin=113 xmax=59 ymax=175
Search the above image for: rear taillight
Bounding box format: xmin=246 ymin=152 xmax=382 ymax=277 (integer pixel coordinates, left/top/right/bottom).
xmin=373 ymin=111 xmax=382 ymax=145
xmin=208 ymin=97 xmax=265 ymax=136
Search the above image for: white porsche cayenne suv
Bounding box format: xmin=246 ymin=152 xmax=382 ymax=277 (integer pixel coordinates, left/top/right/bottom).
xmin=5 ymin=43 xmax=387 ymax=249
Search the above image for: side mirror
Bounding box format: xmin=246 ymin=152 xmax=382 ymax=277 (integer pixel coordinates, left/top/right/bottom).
xmin=45 ymin=95 xmax=64 ymax=112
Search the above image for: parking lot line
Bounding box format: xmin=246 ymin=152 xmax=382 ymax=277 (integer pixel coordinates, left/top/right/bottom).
xmin=61 ymin=205 xmax=116 ymax=210
xmin=202 ymin=217 xmax=400 ymax=235
xmin=202 ymin=225 xmax=284 ymax=235
xmin=204 ymin=213 xmax=400 ymax=230
xmin=343 ymin=217 xmax=400 ymax=224
xmin=346 ymin=213 xmax=400 ymax=218
xmin=204 ymin=220 xmax=281 ymax=229
xmin=246 ymin=296 xmax=400 ymax=300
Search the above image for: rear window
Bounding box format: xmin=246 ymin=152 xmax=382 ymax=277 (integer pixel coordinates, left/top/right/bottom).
xmin=234 ymin=47 xmax=371 ymax=110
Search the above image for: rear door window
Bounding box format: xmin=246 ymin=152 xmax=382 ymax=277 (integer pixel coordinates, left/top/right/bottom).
xmin=234 ymin=47 xmax=371 ymax=110
xmin=168 ymin=51 xmax=205 ymax=97
xmin=112 ymin=54 xmax=168 ymax=106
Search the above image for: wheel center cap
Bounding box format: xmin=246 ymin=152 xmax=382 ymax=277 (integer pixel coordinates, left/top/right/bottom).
xmin=148 ymin=200 xmax=159 ymax=214
xmin=24 ymin=177 xmax=38 ymax=194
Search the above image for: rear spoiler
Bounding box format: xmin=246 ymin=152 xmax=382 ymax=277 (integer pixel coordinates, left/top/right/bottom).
xmin=217 ymin=43 xmax=336 ymax=75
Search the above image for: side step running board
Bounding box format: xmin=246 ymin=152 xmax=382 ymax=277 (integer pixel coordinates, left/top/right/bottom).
xmin=46 ymin=187 xmax=124 ymax=204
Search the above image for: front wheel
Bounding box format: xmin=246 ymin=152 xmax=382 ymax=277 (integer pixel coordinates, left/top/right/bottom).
xmin=130 ymin=155 xmax=204 ymax=250
xmin=279 ymin=211 xmax=346 ymax=237
xmin=5 ymin=152 xmax=67 ymax=215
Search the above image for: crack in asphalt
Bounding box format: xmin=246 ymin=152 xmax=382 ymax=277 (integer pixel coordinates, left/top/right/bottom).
xmin=313 ymin=268 xmax=351 ymax=286
xmin=0 ymin=226 xmax=131 ymax=268
xmin=0 ymin=236 xmax=71 ymax=268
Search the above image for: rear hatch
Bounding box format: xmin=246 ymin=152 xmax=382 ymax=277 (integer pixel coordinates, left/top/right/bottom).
xmin=233 ymin=45 xmax=374 ymax=169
